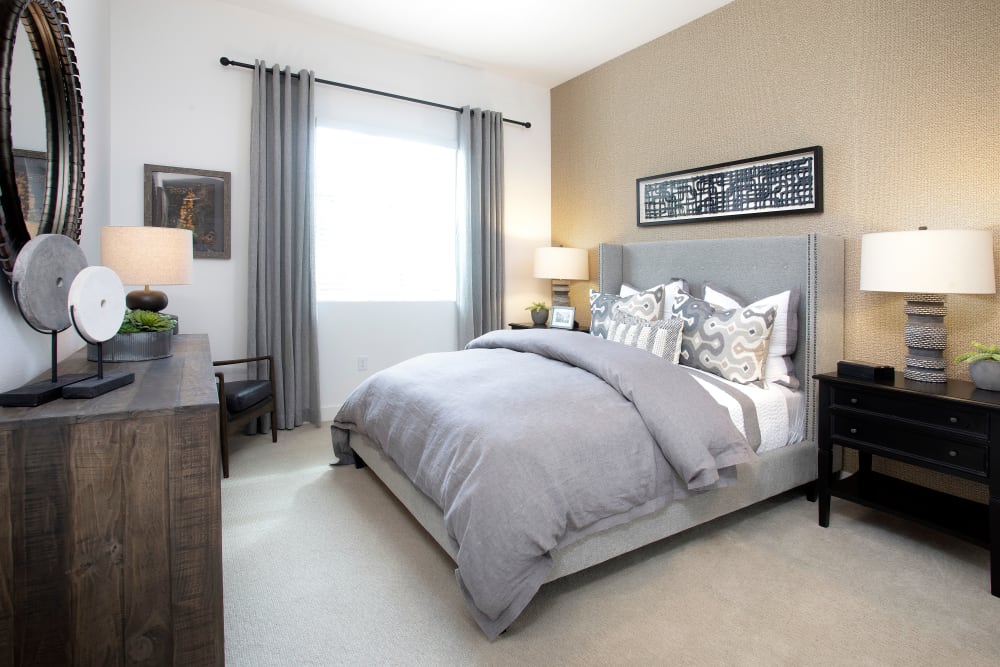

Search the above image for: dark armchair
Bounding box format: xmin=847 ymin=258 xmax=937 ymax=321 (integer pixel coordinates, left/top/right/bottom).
xmin=213 ymin=355 xmax=277 ymax=478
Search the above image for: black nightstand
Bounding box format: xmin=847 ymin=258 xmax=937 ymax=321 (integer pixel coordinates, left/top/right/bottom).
xmin=814 ymin=372 xmax=1000 ymax=596
xmin=508 ymin=322 xmax=589 ymax=333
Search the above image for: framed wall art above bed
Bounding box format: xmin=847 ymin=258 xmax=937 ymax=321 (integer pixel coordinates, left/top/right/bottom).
xmin=636 ymin=146 xmax=823 ymax=226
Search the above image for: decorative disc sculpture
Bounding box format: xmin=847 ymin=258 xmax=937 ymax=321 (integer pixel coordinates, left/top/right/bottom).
xmin=0 ymin=235 xmax=93 ymax=406
xmin=65 ymin=266 xmax=134 ymax=398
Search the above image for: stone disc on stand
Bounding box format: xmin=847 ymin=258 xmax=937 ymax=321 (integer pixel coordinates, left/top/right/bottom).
xmin=11 ymin=233 xmax=88 ymax=332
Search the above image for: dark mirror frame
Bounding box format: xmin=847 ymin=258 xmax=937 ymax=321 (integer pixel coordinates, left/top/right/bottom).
xmin=0 ymin=0 xmax=84 ymax=280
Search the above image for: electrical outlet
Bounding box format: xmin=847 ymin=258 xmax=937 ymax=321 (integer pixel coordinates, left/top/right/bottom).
xmin=356 ymin=356 xmax=368 ymax=372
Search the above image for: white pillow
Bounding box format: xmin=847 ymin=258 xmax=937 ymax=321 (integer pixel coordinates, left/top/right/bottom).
xmin=703 ymin=284 xmax=800 ymax=388
xmin=620 ymin=279 xmax=687 ymax=304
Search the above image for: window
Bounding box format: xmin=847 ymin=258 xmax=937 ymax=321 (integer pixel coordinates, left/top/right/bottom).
xmin=314 ymin=127 xmax=457 ymax=301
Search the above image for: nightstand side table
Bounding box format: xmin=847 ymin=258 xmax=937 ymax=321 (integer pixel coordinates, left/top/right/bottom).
xmin=508 ymin=322 xmax=590 ymax=333
xmin=814 ymin=371 xmax=1000 ymax=597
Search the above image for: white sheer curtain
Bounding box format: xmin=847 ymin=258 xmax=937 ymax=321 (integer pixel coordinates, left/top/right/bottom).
xmin=456 ymin=107 xmax=505 ymax=348
xmin=247 ymin=61 xmax=320 ymax=429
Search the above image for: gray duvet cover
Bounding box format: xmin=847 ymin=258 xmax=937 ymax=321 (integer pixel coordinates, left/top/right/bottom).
xmin=332 ymin=329 xmax=756 ymax=638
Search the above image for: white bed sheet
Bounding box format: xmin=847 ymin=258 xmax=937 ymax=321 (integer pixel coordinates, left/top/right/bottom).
xmin=682 ymin=365 xmax=804 ymax=453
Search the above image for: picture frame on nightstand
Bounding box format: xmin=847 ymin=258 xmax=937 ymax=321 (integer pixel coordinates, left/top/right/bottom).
xmin=550 ymin=306 xmax=575 ymax=329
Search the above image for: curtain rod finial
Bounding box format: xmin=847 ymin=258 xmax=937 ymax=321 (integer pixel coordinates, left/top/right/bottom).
xmin=220 ymin=56 xmax=231 ymax=66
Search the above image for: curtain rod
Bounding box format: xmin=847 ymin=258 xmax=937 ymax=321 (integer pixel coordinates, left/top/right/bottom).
xmin=219 ymin=57 xmax=531 ymax=129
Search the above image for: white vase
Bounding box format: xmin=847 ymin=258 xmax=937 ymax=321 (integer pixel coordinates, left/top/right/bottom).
xmin=969 ymin=360 xmax=1000 ymax=391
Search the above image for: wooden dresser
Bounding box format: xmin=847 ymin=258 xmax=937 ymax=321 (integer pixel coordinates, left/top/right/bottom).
xmin=0 ymin=334 xmax=224 ymax=666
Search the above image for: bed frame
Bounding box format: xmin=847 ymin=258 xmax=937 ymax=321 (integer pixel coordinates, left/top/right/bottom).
xmin=346 ymin=234 xmax=844 ymax=581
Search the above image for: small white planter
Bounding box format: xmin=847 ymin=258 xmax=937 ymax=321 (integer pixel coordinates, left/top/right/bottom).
xmin=969 ymin=360 xmax=1000 ymax=391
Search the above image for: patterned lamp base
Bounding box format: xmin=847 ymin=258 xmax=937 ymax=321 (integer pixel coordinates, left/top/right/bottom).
xmin=902 ymin=293 xmax=948 ymax=383
xmin=551 ymin=279 xmax=571 ymax=308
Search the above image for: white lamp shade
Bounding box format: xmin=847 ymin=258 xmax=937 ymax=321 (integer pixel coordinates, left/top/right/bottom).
xmin=101 ymin=226 xmax=193 ymax=286
xmin=533 ymin=247 xmax=589 ymax=281
xmin=860 ymin=229 xmax=996 ymax=295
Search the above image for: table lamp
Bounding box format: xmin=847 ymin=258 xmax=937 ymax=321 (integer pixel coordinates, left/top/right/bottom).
xmin=101 ymin=226 xmax=193 ymax=312
xmin=534 ymin=246 xmax=589 ymax=308
xmin=860 ymin=228 xmax=996 ymax=382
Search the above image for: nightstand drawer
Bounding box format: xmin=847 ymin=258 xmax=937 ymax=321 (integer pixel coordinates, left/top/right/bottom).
xmin=831 ymin=414 xmax=988 ymax=477
xmin=831 ymin=386 xmax=988 ymax=436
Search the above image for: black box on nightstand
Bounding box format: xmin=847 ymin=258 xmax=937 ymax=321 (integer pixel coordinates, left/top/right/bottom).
xmin=836 ymin=360 xmax=895 ymax=382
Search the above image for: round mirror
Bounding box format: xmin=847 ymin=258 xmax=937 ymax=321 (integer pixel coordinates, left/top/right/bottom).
xmin=0 ymin=0 xmax=85 ymax=280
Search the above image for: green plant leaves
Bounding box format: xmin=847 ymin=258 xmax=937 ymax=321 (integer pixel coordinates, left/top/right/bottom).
xmin=118 ymin=309 xmax=174 ymax=333
xmin=955 ymin=341 xmax=1000 ymax=364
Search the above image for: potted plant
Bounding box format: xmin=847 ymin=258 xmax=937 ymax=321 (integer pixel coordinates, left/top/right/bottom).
xmin=88 ymin=309 xmax=176 ymax=362
xmin=525 ymin=301 xmax=549 ymax=326
xmin=955 ymin=341 xmax=1000 ymax=391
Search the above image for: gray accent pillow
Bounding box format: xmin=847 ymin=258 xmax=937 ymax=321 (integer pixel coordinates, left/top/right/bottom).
xmin=606 ymin=313 xmax=684 ymax=363
xmin=669 ymin=288 xmax=777 ymax=384
xmin=589 ymin=285 xmax=664 ymax=339
xmin=704 ymin=283 xmax=800 ymax=388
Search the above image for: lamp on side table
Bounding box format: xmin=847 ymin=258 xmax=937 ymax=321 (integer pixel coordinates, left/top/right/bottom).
xmin=860 ymin=227 xmax=995 ymax=382
xmin=534 ymin=246 xmax=589 ymax=308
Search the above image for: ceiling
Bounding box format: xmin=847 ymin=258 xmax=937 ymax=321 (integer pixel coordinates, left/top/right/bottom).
xmin=218 ymin=0 xmax=734 ymax=88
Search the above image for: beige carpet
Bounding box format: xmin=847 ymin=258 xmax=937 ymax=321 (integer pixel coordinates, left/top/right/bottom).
xmin=222 ymin=425 xmax=1000 ymax=666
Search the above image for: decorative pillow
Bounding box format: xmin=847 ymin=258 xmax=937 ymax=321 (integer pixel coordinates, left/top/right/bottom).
xmin=620 ymin=279 xmax=687 ymax=303
xmin=704 ymin=284 xmax=800 ymax=388
xmin=669 ymin=288 xmax=777 ymax=384
xmin=589 ymin=285 xmax=664 ymax=338
xmin=606 ymin=313 xmax=684 ymax=363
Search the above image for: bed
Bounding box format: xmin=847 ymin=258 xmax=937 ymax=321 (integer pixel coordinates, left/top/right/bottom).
xmin=332 ymin=233 xmax=844 ymax=638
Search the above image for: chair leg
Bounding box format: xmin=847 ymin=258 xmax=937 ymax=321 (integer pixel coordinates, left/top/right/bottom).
xmin=270 ymin=408 xmax=278 ymax=442
xmin=220 ymin=424 xmax=230 ymax=479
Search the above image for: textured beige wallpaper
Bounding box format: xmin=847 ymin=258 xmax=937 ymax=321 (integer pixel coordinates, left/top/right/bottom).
xmin=551 ymin=0 xmax=999 ymax=500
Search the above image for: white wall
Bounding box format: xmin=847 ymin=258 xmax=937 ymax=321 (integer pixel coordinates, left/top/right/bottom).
xmin=107 ymin=0 xmax=552 ymax=419
xmin=0 ymin=0 xmax=111 ymax=392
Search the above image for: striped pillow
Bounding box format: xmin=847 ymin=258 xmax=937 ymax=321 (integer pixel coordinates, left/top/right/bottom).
xmin=606 ymin=313 xmax=683 ymax=363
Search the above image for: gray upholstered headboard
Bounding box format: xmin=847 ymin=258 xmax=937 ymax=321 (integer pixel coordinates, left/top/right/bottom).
xmin=598 ymin=234 xmax=844 ymax=442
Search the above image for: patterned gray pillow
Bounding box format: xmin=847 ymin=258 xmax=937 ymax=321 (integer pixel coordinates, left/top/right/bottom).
xmin=606 ymin=313 xmax=683 ymax=363
xmin=589 ymin=285 xmax=664 ymax=339
xmin=669 ymin=289 xmax=776 ymax=384
xmin=704 ymin=283 xmax=800 ymax=388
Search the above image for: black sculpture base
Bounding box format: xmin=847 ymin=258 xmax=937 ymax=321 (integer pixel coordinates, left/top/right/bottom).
xmin=63 ymin=372 xmax=135 ymax=399
xmin=0 ymin=373 xmax=93 ymax=407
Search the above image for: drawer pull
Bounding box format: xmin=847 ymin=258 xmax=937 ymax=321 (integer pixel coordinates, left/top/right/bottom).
xmin=849 ymin=397 xmax=859 ymax=405
xmin=949 ymin=449 xmax=958 ymax=458
xmin=949 ymin=416 xmax=958 ymax=424
xmin=849 ymin=427 xmax=858 ymax=435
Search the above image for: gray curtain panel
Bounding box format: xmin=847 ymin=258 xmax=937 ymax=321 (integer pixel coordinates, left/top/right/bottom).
xmin=456 ymin=107 xmax=505 ymax=349
xmin=248 ymin=61 xmax=321 ymax=429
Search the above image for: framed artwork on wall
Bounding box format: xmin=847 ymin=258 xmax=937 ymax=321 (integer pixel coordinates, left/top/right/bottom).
xmin=13 ymin=148 xmax=46 ymax=236
xmin=144 ymin=163 xmax=231 ymax=258
xmin=636 ymin=146 xmax=822 ymax=226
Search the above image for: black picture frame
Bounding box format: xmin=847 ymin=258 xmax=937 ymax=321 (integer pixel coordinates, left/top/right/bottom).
xmin=12 ymin=148 xmax=46 ymax=237
xmin=636 ymin=146 xmax=822 ymax=226
xmin=144 ymin=163 xmax=231 ymax=259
